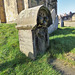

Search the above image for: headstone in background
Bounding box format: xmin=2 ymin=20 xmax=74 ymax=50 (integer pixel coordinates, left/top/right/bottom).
xmin=61 ymin=18 xmax=64 ymax=27
xmin=48 ymin=15 xmax=58 ymax=34
xmin=51 ymin=9 xmax=56 ymax=23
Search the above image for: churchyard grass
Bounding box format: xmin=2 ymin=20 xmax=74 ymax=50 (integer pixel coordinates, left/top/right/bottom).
xmin=0 ymin=23 xmax=75 ymax=75
xmin=49 ymin=25 xmax=75 ymax=67
xmin=0 ymin=23 xmax=60 ymax=75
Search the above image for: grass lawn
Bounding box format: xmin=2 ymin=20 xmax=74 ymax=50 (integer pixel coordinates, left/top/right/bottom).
xmin=49 ymin=26 xmax=75 ymax=67
xmin=0 ymin=23 xmax=75 ymax=75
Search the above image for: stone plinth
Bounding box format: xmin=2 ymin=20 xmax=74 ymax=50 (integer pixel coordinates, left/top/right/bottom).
xmin=16 ymin=25 xmax=49 ymax=60
xmin=18 ymin=29 xmax=35 ymax=59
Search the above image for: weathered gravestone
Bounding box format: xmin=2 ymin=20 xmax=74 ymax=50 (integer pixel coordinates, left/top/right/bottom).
xmin=16 ymin=5 xmax=52 ymax=59
xmin=60 ymin=18 xmax=64 ymax=27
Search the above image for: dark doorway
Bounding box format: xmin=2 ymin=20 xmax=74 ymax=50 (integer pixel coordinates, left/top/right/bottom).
xmin=0 ymin=0 xmax=6 ymax=23
xmin=16 ymin=0 xmax=24 ymax=14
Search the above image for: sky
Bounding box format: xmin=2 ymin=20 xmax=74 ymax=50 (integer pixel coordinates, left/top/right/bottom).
xmin=58 ymin=0 xmax=75 ymax=15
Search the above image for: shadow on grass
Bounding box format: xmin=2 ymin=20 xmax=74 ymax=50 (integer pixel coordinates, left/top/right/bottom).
xmin=0 ymin=53 xmax=32 ymax=71
xmin=47 ymin=27 xmax=75 ymax=74
xmin=51 ymin=27 xmax=75 ymax=36
xmin=0 ymin=27 xmax=75 ymax=73
xmin=0 ymin=51 xmax=45 ymax=72
xmin=48 ymin=36 xmax=75 ymax=58
xmin=48 ymin=27 xmax=75 ymax=58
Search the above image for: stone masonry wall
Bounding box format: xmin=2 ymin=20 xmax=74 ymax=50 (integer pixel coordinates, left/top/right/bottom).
xmin=0 ymin=0 xmax=28 ymax=23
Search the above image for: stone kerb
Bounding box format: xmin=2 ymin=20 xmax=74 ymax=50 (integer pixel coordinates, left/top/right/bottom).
xmin=64 ymin=21 xmax=75 ymax=27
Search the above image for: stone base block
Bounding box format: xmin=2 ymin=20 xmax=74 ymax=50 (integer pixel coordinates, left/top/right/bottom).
xmin=18 ymin=27 xmax=49 ymax=60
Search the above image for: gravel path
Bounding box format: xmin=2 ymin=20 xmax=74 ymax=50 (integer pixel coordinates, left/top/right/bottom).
xmin=49 ymin=59 xmax=75 ymax=75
